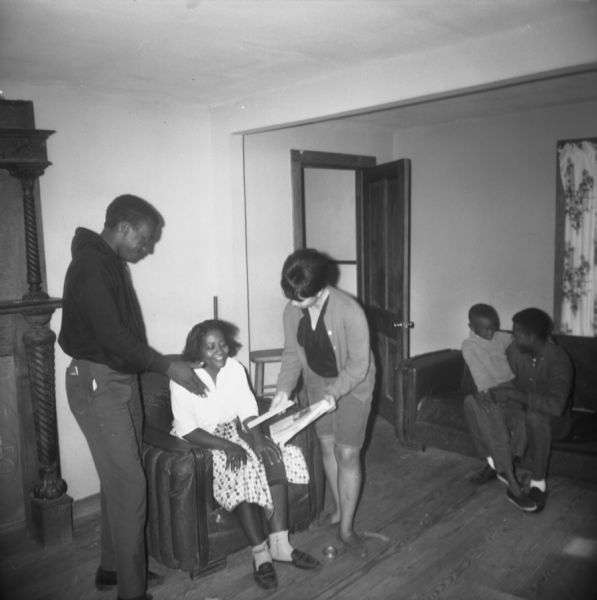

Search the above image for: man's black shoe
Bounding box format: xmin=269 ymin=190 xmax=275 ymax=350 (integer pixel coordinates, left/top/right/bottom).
xmin=95 ymin=566 xmax=164 ymax=591
xmin=528 ymin=487 xmax=547 ymax=512
xmin=469 ymin=464 xmax=497 ymax=485
xmin=95 ymin=566 xmax=117 ymax=591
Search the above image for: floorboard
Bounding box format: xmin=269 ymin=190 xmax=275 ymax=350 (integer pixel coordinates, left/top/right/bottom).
xmin=2 ymin=416 xmax=596 ymax=600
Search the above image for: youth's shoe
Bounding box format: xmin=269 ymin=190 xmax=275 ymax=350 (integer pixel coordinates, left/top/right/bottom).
xmin=506 ymin=489 xmax=537 ymax=512
xmin=469 ymin=464 xmax=497 ymax=485
xmin=528 ymin=487 xmax=547 ymax=512
xmin=496 ymin=472 xmax=509 ymax=486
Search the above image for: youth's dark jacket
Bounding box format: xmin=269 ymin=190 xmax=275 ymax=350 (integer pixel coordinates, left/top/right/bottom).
xmin=58 ymin=227 xmax=169 ymax=375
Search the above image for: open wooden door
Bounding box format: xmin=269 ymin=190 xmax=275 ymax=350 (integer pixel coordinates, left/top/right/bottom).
xmin=359 ymin=159 xmax=412 ymax=436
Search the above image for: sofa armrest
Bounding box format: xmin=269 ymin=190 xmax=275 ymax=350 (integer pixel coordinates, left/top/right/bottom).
xmin=398 ymin=349 xmax=466 ymax=444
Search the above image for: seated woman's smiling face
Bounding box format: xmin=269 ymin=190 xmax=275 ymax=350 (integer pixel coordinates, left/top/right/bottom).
xmin=201 ymin=328 xmax=229 ymax=374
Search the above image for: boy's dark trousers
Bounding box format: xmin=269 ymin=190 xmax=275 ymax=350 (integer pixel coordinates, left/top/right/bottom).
xmin=464 ymin=394 xmax=570 ymax=481
xmin=463 ymin=394 xmax=526 ymax=475
xmin=66 ymin=358 xmax=147 ymax=599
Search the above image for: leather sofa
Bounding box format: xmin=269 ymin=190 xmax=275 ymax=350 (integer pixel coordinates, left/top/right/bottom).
xmin=397 ymin=334 xmax=597 ymax=483
xmin=140 ymin=370 xmax=324 ymax=578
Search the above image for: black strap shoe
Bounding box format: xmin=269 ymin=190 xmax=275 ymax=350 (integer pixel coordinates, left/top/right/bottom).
xmin=273 ymin=548 xmax=320 ymax=569
xmin=253 ymin=561 xmax=278 ymax=590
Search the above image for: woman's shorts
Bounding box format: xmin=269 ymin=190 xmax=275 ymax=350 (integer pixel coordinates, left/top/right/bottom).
xmin=306 ymin=372 xmax=372 ymax=448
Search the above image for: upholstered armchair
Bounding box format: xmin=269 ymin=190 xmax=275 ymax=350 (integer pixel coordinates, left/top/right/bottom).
xmin=140 ymin=370 xmax=324 ymax=578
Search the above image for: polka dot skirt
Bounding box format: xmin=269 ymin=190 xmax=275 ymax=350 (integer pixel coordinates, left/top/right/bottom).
xmin=211 ymin=421 xmax=309 ymax=513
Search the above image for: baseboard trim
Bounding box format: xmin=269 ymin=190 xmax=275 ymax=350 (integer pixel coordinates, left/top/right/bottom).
xmin=72 ymin=493 xmax=100 ymax=522
xmin=0 ymin=492 xmax=100 ymax=537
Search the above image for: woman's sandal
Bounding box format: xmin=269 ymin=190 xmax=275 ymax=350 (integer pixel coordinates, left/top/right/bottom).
xmin=273 ymin=548 xmax=320 ymax=569
xmin=339 ymin=533 xmax=368 ymax=558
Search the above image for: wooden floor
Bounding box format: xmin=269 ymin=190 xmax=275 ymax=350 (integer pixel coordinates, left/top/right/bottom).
xmin=2 ymin=416 xmax=597 ymax=600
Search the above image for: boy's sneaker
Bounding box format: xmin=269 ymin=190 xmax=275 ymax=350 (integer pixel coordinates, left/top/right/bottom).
xmin=506 ymin=489 xmax=537 ymax=512
xmin=528 ymin=487 xmax=547 ymax=512
xmin=496 ymin=472 xmax=509 ymax=486
xmin=469 ymin=464 xmax=497 ymax=485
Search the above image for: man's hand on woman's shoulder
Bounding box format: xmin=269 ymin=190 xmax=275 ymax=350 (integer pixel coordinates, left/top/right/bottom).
xmin=167 ymin=360 xmax=207 ymax=396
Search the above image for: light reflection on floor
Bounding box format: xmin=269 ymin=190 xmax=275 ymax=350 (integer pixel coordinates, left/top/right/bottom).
xmin=562 ymin=537 xmax=597 ymax=559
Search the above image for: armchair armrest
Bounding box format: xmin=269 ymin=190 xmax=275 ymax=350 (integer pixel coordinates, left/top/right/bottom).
xmin=143 ymin=424 xmax=216 ymax=510
xmin=144 ymin=425 xmax=198 ymax=452
xmin=398 ymin=349 xmax=465 ymax=444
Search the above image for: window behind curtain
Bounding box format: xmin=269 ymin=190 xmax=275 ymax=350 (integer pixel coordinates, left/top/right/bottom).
xmin=555 ymin=138 xmax=597 ymax=335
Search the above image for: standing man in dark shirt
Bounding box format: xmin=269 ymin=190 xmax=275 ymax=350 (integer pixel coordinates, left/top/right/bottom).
xmin=59 ymin=195 xmax=205 ymax=600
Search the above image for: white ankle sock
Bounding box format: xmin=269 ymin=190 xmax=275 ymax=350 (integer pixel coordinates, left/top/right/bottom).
xmin=269 ymin=530 xmax=293 ymax=562
xmin=486 ymin=456 xmax=495 ymax=470
xmin=530 ymin=479 xmax=546 ymax=492
xmin=252 ymin=540 xmax=272 ymax=568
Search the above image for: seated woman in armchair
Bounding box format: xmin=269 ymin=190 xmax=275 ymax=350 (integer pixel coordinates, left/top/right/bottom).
xmin=170 ymin=319 xmax=319 ymax=590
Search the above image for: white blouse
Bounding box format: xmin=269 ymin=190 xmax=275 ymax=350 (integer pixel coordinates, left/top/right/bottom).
xmin=170 ymin=357 xmax=258 ymax=438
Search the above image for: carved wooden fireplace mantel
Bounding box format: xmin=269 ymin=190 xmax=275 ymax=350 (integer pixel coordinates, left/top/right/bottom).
xmin=0 ymin=102 xmax=73 ymax=546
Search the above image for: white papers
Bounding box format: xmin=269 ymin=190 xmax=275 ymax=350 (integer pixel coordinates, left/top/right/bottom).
xmin=269 ymin=399 xmax=331 ymax=445
xmin=246 ymin=397 xmax=294 ymax=429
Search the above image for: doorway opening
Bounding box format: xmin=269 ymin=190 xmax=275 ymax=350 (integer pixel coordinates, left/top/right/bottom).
xmin=290 ymin=149 xmax=413 ymax=430
xmin=290 ymin=149 xmax=376 ymax=298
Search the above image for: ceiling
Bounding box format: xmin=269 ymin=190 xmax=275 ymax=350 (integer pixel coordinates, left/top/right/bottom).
xmin=1 ymin=0 xmax=596 ymax=128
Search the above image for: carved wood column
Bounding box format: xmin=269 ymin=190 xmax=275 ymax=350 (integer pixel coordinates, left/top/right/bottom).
xmin=0 ymin=123 xmax=73 ymax=545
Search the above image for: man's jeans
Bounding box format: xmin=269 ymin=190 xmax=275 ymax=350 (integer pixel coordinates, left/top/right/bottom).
xmin=66 ymin=359 xmax=147 ymax=599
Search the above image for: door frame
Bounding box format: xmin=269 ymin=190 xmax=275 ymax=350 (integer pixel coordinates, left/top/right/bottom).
xmin=290 ymin=149 xmax=376 ymax=297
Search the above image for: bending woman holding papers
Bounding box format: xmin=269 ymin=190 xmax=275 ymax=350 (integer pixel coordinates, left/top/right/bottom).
xmin=170 ymin=319 xmax=319 ymax=591
xmin=271 ymin=249 xmax=376 ymax=557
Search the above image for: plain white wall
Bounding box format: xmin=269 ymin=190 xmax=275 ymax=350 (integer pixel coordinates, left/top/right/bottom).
xmin=5 ymin=83 xmax=215 ymax=501
xmin=397 ymin=101 xmax=597 ymax=355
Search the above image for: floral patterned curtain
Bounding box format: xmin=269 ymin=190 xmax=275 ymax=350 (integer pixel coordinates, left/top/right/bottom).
xmin=558 ymin=140 xmax=597 ymax=335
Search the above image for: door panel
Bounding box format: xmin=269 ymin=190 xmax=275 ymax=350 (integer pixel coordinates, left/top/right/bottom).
xmin=360 ymin=159 xmax=412 ymax=432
